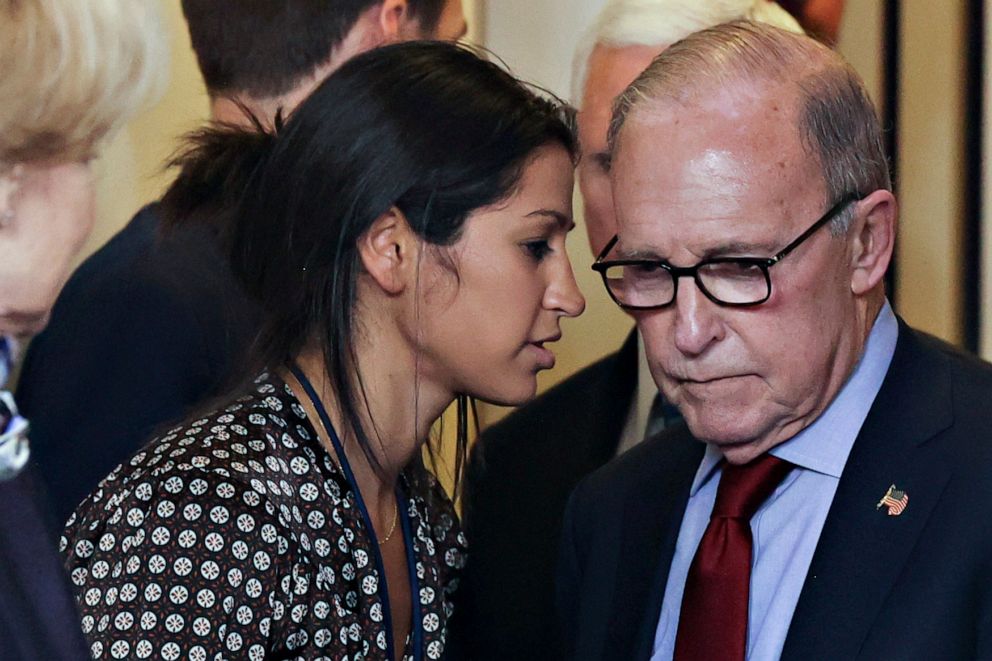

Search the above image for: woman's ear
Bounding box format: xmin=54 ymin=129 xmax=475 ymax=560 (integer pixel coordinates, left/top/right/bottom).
xmin=358 ymin=206 xmax=417 ymax=295
xmin=849 ymin=189 xmax=897 ymax=296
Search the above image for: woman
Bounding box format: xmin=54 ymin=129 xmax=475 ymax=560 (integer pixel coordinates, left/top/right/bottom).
xmin=0 ymin=1 xmax=166 ymax=659
xmin=63 ymin=41 xmax=584 ymax=660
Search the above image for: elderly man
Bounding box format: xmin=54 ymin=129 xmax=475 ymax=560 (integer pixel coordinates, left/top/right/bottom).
xmin=558 ymin=21 xmax=992 ymax=660
xmin=454 ymin=2 xmax=799 ymax=660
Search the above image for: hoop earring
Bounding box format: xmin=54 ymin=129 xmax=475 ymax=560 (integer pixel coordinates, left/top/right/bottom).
xmin=0 ymin=164 xmax=24 ymax=228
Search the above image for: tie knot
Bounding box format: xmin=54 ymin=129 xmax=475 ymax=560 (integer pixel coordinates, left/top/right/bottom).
xmin=711 ymin=454 xmax=793 ymax=520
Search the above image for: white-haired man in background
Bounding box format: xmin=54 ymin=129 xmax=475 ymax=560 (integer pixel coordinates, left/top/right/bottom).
xmin=453 ymin=3 xmax=802 ymax=659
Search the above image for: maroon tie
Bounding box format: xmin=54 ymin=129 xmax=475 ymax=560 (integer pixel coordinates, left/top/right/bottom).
xmin=673 ymin=454 xmax=793 ymax=661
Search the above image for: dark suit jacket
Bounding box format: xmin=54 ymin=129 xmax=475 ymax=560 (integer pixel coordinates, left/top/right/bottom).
xmin=0 ymin=467 xmax=89 ymax=660
xmin=16 ymin=204 xmax=260 ymax=523
xmin=451 ymin=330 xmax=638 ymax=660
xmin=558 ymin=321 xmax=992 ymax=660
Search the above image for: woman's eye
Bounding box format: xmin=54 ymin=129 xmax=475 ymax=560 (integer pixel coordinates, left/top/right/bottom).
xmin=524 ymin=240 xmax=553 ymax=261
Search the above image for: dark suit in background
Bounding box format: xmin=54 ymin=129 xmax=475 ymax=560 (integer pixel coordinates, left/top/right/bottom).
xmin=16 ymin=204 xmax=260 ymax=523
xmin=452 ymin=331 xmax=637 ymax=660
xmin=0 ymin=467 xmax=89 ymax=661
xmin=558 ymin=323 xmax=992 ymax=660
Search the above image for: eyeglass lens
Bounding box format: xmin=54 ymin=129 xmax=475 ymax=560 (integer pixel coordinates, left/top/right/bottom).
xmin=602 ymin=260 xmax=770 ymax=307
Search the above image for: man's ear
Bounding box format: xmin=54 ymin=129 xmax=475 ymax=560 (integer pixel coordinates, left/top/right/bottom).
xmin=376 ymin=0 xmax=416 ymax=41
xmin=358 ymin=206 xmax=417 ymax=295
xmin=849 ymin=189 xmax=897 ymax=296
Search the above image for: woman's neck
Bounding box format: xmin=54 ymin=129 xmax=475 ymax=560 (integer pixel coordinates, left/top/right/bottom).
xmin=288 ymin=339 xmax=451 ymax=509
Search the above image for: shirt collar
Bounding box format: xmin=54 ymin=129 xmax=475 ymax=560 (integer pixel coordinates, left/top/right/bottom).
xmin=689 ymin=300 xmax=899 ymax=495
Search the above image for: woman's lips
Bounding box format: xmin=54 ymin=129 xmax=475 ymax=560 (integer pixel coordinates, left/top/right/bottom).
xmin=528 ymin=342 xmax=556 ymax=369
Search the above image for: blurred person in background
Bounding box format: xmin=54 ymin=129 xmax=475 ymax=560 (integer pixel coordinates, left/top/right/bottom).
xmin=780 ymin=0 xmax=846 ymax=43
xmin=17 ymin=0 xmax=468 ymax=525
xmin=0 ymin=0 xmax=167 ymax=658
xmin=62 ymin=41 xmax=583 ymax=660
xmin=454 ymin=2 xmax=802 ymax=659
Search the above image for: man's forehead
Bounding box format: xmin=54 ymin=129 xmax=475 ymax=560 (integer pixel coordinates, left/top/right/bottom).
xmin=612 ymin=171 xmax=820 ymax=260
xmin=612 ymin=78 xmax=801 ymax=146
xmin=616 ymin=208 xmax=787 ymax=260
xmin=609 ymin=96 xmax=826 ymax=258
xmin=612 ymin=89 xmax=815 ymax=192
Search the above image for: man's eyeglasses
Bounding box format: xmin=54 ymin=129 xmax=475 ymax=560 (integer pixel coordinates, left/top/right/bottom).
xmin=592 ymin=194 xmax=861 ymax=310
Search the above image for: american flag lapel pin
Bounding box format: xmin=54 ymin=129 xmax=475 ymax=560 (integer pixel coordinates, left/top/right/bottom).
xmin=876 ymin=484 xmax=909 ymax=516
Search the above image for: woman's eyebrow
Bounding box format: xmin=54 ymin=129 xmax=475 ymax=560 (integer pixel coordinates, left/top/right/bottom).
xmin=526 ymin=209 xmax=574 ymax=231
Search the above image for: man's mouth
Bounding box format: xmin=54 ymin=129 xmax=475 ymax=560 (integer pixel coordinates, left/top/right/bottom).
xmin=672 ymin=373 xmax=756 ymax=389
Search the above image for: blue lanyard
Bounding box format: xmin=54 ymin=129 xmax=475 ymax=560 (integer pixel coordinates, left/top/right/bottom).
xmin=290 ymin=365 xmax=423 ymax=661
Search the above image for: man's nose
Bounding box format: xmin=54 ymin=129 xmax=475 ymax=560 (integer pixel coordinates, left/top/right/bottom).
xmin=671 ymin=277 xmax=723 ymax=356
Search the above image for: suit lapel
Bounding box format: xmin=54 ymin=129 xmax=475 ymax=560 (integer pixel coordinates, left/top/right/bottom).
xmin=595 ymin=329 xmax=640 ymax=460
xmin=606 ymin=426 xmax=705 ymax=660
xmin=782 ymin=323 xmax=954 ymax=659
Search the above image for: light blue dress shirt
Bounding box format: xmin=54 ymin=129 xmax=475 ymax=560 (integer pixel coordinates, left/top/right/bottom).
xmin=651 ymin=301 xmax=899 ymax=660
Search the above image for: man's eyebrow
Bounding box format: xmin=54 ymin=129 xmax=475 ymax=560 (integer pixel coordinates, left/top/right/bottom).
xmin=526 ymin=209 xmax=575 ymax=231
xmin=615 ymin=246 xmax=663 ymax=260
xmin=697 ymin=240 xmax=780 ymax=259
xmin=615 ymin=241 xmax=781 ymax=261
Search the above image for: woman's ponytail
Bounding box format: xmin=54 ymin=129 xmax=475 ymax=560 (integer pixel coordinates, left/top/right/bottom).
xmin=159 ymin=114 xmax=276 ymax=238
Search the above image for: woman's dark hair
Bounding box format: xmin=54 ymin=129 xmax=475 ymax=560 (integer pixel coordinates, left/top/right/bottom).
xmin=162 ymin=41 xmax=577 ymax=494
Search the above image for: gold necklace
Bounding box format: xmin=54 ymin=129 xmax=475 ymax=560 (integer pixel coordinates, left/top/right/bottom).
xmin=286 ymin=368 xmax=400 ymax=548
xmin=378 ymin=498 xmax=399 ymax=546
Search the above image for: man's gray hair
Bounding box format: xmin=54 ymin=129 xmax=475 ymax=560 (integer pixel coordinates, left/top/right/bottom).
xmin=609 ymin=20 xmax=891 ymax=233
xmin=571 ymin=0 xmax=802 ymax=105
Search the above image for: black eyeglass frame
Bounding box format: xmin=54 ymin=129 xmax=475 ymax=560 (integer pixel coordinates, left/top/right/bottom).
xmin=591 ymin=193 xmax=862 ymax=310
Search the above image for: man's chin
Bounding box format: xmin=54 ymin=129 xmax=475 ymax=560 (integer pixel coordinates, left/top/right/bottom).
xmin=682 ymin=412 xmax=774 ymax=464
xmin=716 ymin=441 xmax=774 ymax=465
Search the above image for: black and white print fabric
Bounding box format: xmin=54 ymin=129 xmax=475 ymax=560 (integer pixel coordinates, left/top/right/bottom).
xmin=61 ymin=373 xmax=467 ymax=660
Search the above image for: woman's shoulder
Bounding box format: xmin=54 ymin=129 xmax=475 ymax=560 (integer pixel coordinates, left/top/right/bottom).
xmin=64 ymin=372 xmax=318 ymax=536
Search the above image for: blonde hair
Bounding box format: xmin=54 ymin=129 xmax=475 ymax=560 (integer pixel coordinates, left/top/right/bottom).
xmin=0 ymin=0 xmax=169 ymax=164
xmin=571 ymin=0 xmax=803 ymax=104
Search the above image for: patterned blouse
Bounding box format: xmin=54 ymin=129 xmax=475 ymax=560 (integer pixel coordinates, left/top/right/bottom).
xmin=61 ymin=373 xmax=467 ymax=660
